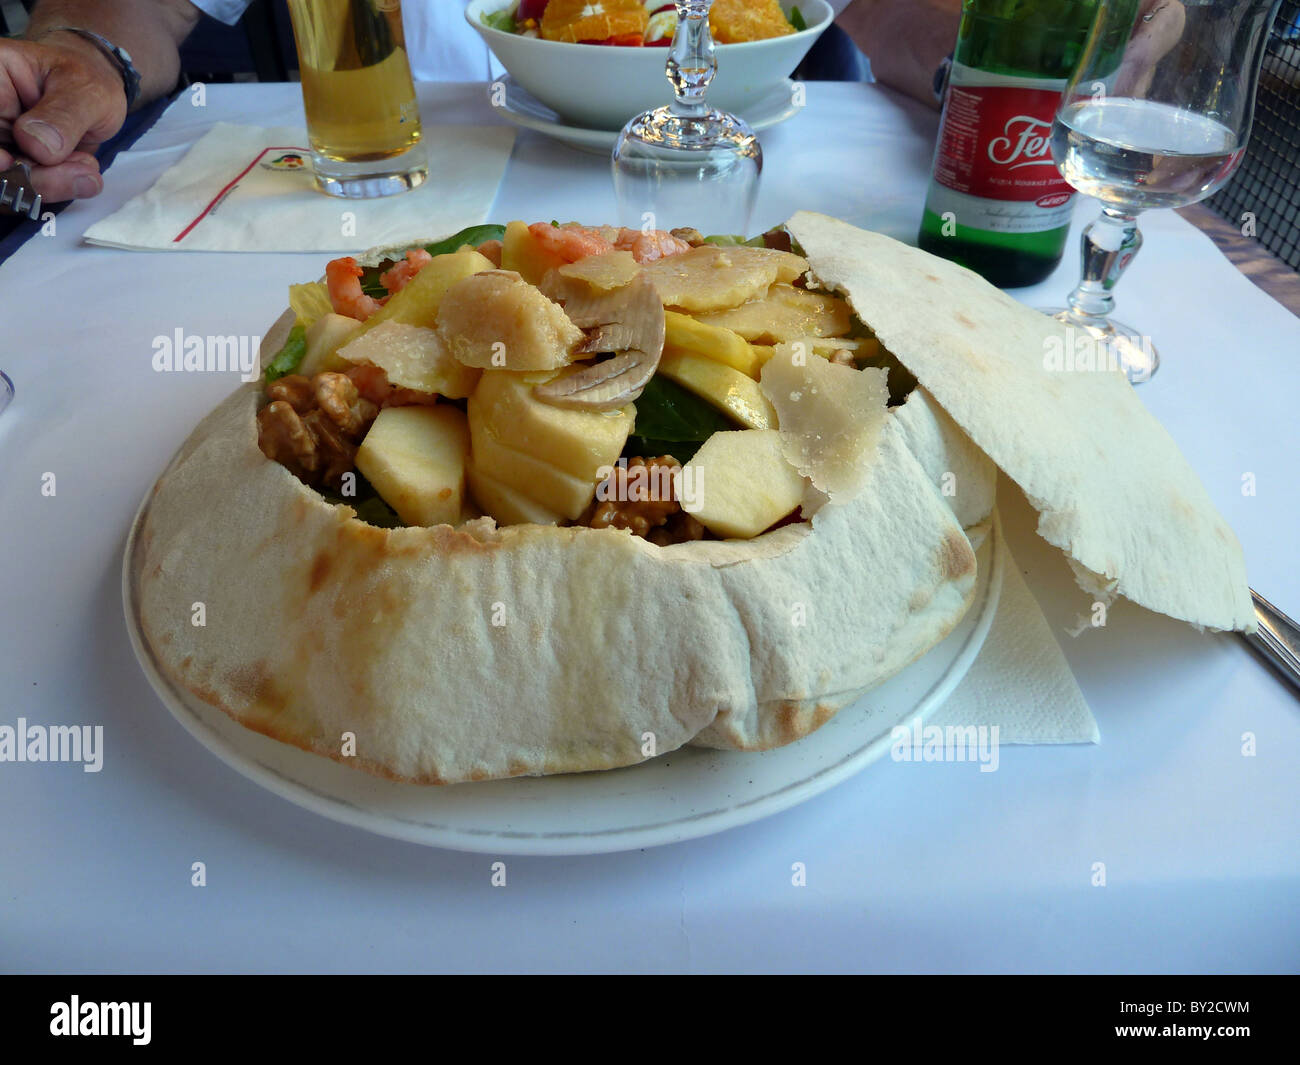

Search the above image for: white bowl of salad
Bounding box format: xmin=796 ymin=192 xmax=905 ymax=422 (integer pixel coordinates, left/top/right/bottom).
xmin=467 ymin=0 xmax=833 ymax=131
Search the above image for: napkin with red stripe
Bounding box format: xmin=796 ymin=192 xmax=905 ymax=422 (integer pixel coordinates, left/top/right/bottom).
xmin=83 ymin=122 xmax=516 ymax=252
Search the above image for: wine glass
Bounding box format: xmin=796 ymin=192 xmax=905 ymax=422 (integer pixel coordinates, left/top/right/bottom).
xmin=612 ymin=1 xmax=762 ymax=237
xmin=0 ymin=371 xmax=12 ymax=417
xmin=1043 ymin=0 xmax=1283 ymax=383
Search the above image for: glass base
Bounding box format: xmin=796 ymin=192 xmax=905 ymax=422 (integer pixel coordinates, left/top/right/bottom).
xmin=310 ymin=144 xmax=428 ymax=199
xmin=1038 ymin=309 xmax=1160 ymax=384
xmin=612 ymin=107 xmax=762 ymax=236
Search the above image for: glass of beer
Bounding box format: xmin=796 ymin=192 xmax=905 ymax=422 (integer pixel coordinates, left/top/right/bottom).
xmin=286 ymin=0 xmax=427 ymax=198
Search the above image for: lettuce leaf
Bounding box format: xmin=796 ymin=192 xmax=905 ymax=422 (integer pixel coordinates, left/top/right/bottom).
xmin=263 ymin=324 xmax=307 ymax=384
xmin=623 ymin=375 xmax=735 ymax=461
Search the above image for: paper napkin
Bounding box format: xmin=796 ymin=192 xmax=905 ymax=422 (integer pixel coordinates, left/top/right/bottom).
xmin=84 ymin=122 xmax=516 ymax=253
xmin=933 ymin=535 xmax=1099 ymax=745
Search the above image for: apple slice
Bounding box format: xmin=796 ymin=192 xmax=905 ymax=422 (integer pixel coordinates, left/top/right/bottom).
xmin=467 ymin=401 xmax=598 ymax=520
xmin=685 ymin=429 xmax=806 ymax=540
xmin=466 ymin=459 xmax=563 ymax=527
xmin=355 ymin=405 xmax=470 ymax=528
xmin=298 ymin=312 xmax=361 ymax=377
xmin=471 ymin=369 xmax=634 ymax=480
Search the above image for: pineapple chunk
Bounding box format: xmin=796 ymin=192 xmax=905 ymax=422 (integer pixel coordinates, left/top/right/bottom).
xmin=355 ymin=406 xmax=470 ymax=528
xmin=466 ymin=460 xmax=563 ymax=527
xmin=664 ymin=311 xmax=760 ymax=378
xmin=289 ymin=282 xmax=334 ymax=328
xmin=298 ymin=312 xmax=361 ymax=377
xmin=695 ymin=284 xmax=852 ymax=342
xmin=471 ymin=370 xmax=634 ymax=480
xmin=685 ymin=429 xmax=806 ymax=539
xmin=557 ymin=250 xmax=640 ymax=292
xmin=338 ymin=322 xmax=480 ymax=398
xmin=501 ymin=220 xmax=567 ymax=285
xmin=641 ymin=245 xmax=778 ymax=312
xmin=437 ymin=270 xmax=583 ymax=371
xmin=657 ymin=352 xmax=777 ymax=429
xmin=467 ymin=402 xmax=598 ymax=519
xmin=715 ymin=245 xmax=809 ymax=284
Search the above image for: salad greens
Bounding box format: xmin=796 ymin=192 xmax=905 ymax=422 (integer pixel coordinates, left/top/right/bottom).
xmin=321 ymin=474 xmax=404 ymax=528
xmin=422 ymin=223 xmax=507 ymax=258
xmin=623 ymin=375 xmax=735 ymax=462
xmin=263 ymin=324 xmax=307 ymax=384
xmin=790 ymin=6 xmax=808 ymax=32
xmin=703 ymin=233 xmax=769 ymax=249
xmin=480 ymin=7 xmax=518 ymax=34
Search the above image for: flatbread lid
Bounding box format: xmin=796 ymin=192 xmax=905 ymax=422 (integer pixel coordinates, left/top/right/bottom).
xmin=788 ymin=212 xmax=1253 ymax=632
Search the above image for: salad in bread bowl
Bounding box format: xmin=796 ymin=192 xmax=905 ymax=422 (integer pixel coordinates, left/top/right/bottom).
xmin=129 ymin=213 xmax=1251 ymax=785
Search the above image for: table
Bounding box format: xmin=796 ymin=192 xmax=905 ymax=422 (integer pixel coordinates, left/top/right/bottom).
xmin=1 ymin=82 xmax=1297 ymax=974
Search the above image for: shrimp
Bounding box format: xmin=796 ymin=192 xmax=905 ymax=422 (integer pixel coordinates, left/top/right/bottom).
xmin=325 ymin=256 xmax=383 ymax=321
xmin=380 ymin=249 xmax=433 ymax=295
xmin=344 ymin=363 xmax=438 ymax=409
xmin=528 ymin=222 xmax=615 ymax=264
xmin=477 ymin=238 xmax=504 ymax=267
xmin=345 ymin=363 xmax=392 ymax=406
xmin=527 ymin=222 xmax=691 ymax=266
xmin=613 ymin=227 xmax=693 ymax=263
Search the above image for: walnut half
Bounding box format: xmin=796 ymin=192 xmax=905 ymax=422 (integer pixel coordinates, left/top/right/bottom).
xmin=257 ymin=371 xmax=378 ymax=490
xmin=585 ymin=456 xmax=705 ymax=544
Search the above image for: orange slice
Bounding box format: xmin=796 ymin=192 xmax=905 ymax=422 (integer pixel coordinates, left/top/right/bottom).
xmin=540 ymin=0 xmax=649 ymax=44
xmin=709 ymin=0 xmax=795 ymax=44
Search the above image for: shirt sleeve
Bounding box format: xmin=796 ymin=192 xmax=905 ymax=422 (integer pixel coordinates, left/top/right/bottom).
xmin=189 ymin=0 xmax=253 ymax=27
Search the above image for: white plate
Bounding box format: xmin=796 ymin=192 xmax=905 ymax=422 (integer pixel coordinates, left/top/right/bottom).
xmin=123 ymin=488 xmax=1003 ymax=856
xmin=491 ymin=75 xmax=804 ymax=155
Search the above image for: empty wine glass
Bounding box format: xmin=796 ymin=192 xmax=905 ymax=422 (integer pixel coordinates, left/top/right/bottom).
xmin=1043 ymin=0 xmax=1283 ymax=382
xmin=612 ymin=0 xmax=762 ymax=236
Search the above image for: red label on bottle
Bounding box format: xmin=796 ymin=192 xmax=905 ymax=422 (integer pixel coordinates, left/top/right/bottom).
xmin=934 ymin=85 xmax=1074 ymax=203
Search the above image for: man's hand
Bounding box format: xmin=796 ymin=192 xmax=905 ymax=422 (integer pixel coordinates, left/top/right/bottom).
xmin=0 ymin=0 xmax=202 ymax=204
xmin=0 ymin=33 xmax=129 ymax=202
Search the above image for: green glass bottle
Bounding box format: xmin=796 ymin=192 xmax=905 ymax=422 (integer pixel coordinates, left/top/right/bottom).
xmin=918 ymin=0 xmax=1119 ymax=288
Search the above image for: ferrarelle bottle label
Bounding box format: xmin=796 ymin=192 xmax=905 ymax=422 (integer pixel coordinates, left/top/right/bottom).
xmin=926 ymin=62 xmax=1077 ymax=235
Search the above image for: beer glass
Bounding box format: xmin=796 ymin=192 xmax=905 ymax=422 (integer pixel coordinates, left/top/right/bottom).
xmin=286 ymin=0 xmax=428 ymax=198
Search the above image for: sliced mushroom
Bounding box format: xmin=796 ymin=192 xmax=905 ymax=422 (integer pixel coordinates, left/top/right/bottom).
xmin=534 ymin=274 xmax=665 ymax=412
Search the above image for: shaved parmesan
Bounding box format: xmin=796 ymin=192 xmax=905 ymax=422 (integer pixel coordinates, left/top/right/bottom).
xmin=338 ymin=321 xmax=481 ymax=399
xmin=759 ymin=344 xmax=889 ymax=502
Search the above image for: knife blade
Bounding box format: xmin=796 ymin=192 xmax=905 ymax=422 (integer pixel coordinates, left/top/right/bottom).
xmin=1240 ymin=588 xmax=1300 ymax=696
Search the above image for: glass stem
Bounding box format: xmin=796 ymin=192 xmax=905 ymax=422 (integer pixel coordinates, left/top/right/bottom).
xmin=1066 ymin=207 xmax=1143 ymax=323
xmin=668 ymin=1 xmax=716 ymax=119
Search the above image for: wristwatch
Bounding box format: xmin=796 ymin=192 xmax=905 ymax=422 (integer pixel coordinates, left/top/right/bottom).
xmin=46 ymin=27 xmax=142 ymax=110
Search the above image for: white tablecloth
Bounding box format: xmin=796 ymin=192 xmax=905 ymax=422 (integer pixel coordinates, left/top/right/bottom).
xmin=1 ymin=82 xmax=1297 ymax=974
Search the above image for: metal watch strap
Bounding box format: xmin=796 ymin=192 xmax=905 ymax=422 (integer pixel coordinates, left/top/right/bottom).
xmin=933 ymin=52 xmax=954 ymax=104
xmin=47 ymin=27 xmax=142 ymax=109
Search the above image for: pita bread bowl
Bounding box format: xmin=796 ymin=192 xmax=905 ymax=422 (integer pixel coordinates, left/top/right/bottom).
xmin=129 ymin=214 xmax=1252 ymax=786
